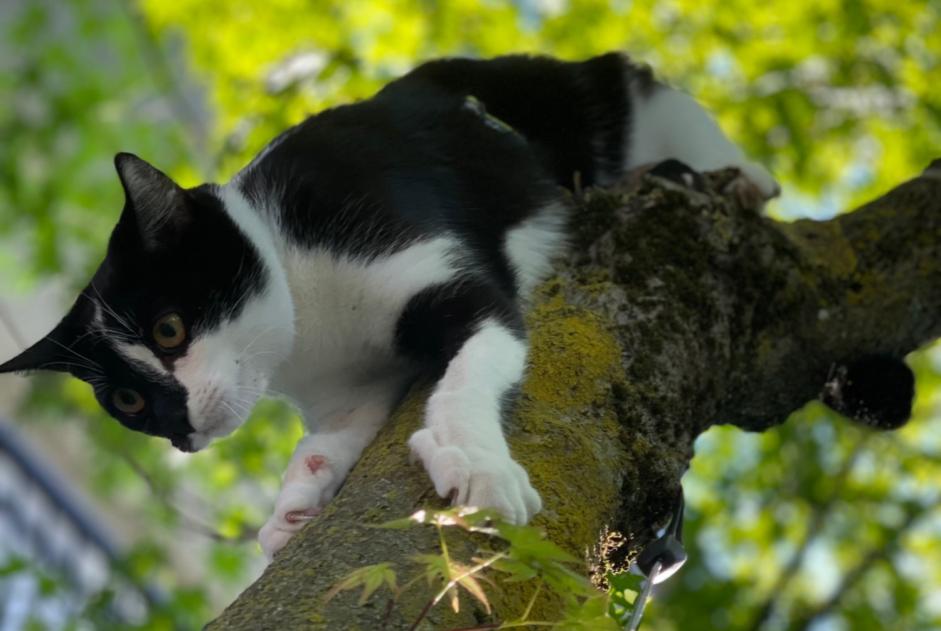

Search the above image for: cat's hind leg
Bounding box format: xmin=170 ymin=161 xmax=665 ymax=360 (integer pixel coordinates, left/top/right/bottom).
xmin=626 ymin=82 xmax=780 ymax=208
xmin=258 ymin=397 xmax=392 ymax=558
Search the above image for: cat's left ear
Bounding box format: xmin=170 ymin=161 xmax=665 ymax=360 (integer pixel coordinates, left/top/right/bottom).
xmin=115 ymin=152 xmax=187 ymax=249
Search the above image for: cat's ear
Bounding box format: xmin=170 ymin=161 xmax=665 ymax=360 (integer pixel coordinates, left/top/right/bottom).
xmin=0 ymin=297 xmax=93 ymax=376
xmin=115 ymin=152 xmax=187 ymax=248
xmin=0 ymin=335 xmax=69 ymax=374
xmin=0 ymin=307 xmax=88 ymax=374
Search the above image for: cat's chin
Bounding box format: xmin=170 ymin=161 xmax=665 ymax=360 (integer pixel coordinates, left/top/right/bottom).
xmin=179 ymin=366 xmax=271 ymax=453
xmin=185 ymin=433 xmax=214 ymax=452
xmin=184 ymin=420 xmax=240 ymax=452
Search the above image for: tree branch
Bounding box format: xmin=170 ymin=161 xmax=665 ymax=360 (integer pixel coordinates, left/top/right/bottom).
xmin=208 ymin=161 xmax=941 ymax=629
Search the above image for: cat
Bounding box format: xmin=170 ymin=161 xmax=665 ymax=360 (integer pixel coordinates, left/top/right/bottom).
xmin=0 ymin=52 xmax=778 ymax=558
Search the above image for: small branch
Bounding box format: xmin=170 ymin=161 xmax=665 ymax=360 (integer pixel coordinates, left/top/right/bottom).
xmin=409 ymin=528 xmax=506 ymax=630
xmin=790 ymin=504 xmax=931 ymax=631
xmin=747 ymin=435 xmax=869 ymax=630
xmin=119 ymin=451 xmax=257 ymax=544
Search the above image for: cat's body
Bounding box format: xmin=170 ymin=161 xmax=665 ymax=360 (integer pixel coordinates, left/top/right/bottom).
xmin=0 ymin=53 xmax=778 ymax=557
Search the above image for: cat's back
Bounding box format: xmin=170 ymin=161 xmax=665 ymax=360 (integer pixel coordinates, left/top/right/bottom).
xmin=237 ymin=79 xmax=561 ymax=256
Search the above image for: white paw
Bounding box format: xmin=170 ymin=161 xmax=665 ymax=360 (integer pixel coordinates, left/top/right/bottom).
xmin=408 ymin=428 xmax=542 ymax=524
xmin=728 ymin=160 xmax=780 ymax=209
xmin=258 ymin=454 xmax=338 ymax=559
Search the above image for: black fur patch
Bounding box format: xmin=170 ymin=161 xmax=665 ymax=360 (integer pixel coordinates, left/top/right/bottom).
xmin=389 ymin=52 xmax=635 ymax=188
xmin=394 ymin=278 xmax=524 ymax=374
xmin=648 ymin=159 xmax=707 ymax=192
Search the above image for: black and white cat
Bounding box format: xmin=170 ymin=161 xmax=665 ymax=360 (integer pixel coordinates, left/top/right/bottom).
xmin=0 ymin=53 xmax=778 ymax=557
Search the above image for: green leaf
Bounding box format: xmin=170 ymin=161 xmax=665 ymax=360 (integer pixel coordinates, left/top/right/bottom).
xmin=456 ymin=573 xmax=492 ymax=614
xmin=324 ymin=563 xmax=398 ymax=605
xmin=0 ymin=558 xmax=27 ymax=577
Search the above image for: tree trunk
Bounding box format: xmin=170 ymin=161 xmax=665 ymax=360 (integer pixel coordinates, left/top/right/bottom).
xmin=208 ymin=162 xmax=941 ymax=630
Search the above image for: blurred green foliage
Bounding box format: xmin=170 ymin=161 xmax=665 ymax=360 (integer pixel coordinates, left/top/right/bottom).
xmin=1 ymin=0 xmax=938 ymax=629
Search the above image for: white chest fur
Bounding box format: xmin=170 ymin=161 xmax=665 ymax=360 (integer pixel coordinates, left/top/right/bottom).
xmin=271 ymin=237 xmax=463 ymax=400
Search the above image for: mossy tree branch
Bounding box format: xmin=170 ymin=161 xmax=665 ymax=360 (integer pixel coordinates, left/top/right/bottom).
xmin=209 ymin=161 xmax=941 ymax=630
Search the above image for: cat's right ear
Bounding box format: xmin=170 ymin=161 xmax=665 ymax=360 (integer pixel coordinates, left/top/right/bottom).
xmin=0 ymin=335 xmax=70 ymax=375
xmin=115 ymin=152 xmax=187 ymax=249
xmin=0 ymin=298 xmax=92 ymax=376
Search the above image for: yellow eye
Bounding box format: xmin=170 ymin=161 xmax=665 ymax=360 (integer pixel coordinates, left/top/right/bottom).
xmin=153 ymin=313 xmax=186 ymax=349
xmin=113 ymin=388 xmax=145 ymax=415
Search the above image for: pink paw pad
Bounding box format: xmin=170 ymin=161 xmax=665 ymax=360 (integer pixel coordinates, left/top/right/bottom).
xmin=305 ymin=455 xmax=328 ymax=474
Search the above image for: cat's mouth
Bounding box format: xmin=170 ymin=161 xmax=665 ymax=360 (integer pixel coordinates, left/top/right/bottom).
xmin=177 ymin=367 xmax=270 ymax=453
xmin=184 ymin=393 xmax=260 ymax=452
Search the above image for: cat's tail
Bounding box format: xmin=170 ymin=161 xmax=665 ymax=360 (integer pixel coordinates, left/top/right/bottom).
xmin=820 ymin=354 xmax=915 ymax=430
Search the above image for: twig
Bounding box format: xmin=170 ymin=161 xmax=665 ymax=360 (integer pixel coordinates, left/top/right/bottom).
xmin=119 ymin=451 xmax=256 ymax=543
xmin=746 ymin=435 xmax=869 ymax=631
xmin=790 ymin=504 xmax=930 ymax=630
xmin=409 ymin=523 xmax=506 ymax=631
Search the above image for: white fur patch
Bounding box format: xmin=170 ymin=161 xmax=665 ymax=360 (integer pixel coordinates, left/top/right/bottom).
xmin=626 ymin=83 xmax=744 ymax=171
xmin=504 ymin=201 xmax=569 ymax=298
xmin=625 ymin=82 xmax=779 ymax=199
xmin=114 ymin=341 xmax=169 ymax=378
xmin=272 ymin=236 xmax=462 ymax=402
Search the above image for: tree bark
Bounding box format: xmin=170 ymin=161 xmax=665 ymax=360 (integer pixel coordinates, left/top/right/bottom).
xmin=208 ymin=162 xmax=941 ymax=630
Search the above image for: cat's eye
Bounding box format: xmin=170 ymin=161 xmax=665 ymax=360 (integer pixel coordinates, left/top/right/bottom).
xmin=113 ymin=388 xmax=145 ymax=415
xmin=153 ymin=313 xmax=186 ymax=350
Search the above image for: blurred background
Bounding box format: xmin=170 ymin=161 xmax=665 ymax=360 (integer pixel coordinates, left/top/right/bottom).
xmin=0 ymin=0 xmax=938 ymax=629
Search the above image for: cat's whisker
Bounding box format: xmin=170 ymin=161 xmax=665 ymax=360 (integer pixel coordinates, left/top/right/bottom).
xmin=224 ymin=398 xmax=254 ymax=420
xmin=44 ymin=336 xmax=105 ymax=372
xmin=238 ymin=324 xmax=283 ymax=360
xmin=219 ymin=400 xmax=241 ymax=422
xmin=39 ymin=360 xmax=106 ymax=376
xmin=238 ymin=351 xmax=281 ymax=367
xmin=90 ymin=283 xmax=136 ymax=334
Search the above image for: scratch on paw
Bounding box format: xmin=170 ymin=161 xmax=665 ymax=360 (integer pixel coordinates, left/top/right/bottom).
xmin=306 ymin=454 xmax=328 ymax=474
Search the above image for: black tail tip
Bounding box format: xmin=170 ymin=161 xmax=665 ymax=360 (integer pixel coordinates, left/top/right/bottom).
xmin=821 ymin=354 xmax=915 ymax=430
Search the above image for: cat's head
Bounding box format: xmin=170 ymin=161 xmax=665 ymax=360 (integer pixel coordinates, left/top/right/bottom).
xmin=0 ymin=154 xmax=294 ymax=452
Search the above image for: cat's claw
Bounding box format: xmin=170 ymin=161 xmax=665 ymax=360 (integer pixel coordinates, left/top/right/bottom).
xmin=408 ymin=428 xmax=542 ymax=525
xmin=258 ymin=453 xmax=337 ymax=559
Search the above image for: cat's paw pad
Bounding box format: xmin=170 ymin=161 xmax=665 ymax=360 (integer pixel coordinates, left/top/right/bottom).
xmin=258 ymin=455 xmax=337 ymax=559
xmin=726 ymin=161 xmax=780 ymax=209
xmin=408 ymin=428 xmax=542 ymax=525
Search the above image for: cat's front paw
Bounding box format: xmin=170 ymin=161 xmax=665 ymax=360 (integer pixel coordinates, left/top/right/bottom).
xmin=408 ymin=428 xmax=542 ymax=524
xmin=727 ymin=161 xmax=780 ymax=209
xmin=258 ymin=454 xmax=338 ymax=559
